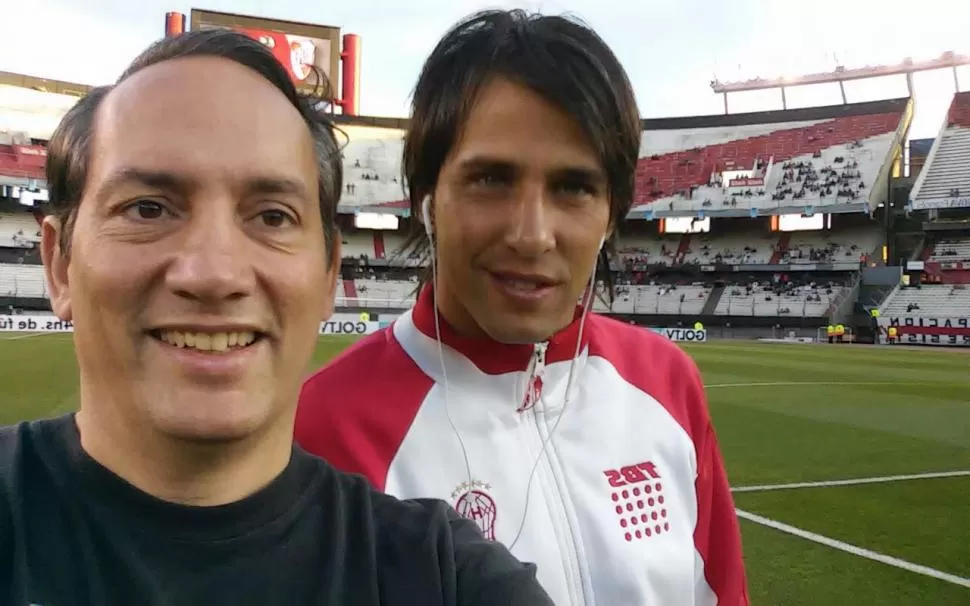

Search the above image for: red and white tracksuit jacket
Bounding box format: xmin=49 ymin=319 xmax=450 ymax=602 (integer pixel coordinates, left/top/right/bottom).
xmin=296 ymin=287 xmax=749 ymax=606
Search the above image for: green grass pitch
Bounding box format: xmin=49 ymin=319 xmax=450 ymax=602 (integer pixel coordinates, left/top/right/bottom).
xmin=2 ymin=332 xmax=968 ymax=604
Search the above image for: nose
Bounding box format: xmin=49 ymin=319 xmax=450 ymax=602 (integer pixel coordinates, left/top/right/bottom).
xmin=164 ymin=204 xmax=254 ymax=304
xmin=505 ymin=183 xmax=555 ymax=257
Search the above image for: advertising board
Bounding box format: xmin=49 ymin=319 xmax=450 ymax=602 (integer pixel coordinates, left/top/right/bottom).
xmin=0 ymin=314 xmax=380 ymax=336
xmin=189 ymin=9 xmax=341 ymax=98
xmin=879 ymin=315 xmax=970 ymax=347
xmin=649 ymin=327 xmax=708 ymax=343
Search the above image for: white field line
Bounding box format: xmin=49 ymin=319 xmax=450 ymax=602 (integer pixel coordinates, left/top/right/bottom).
xmin=705 ymin=380 xmax=933 ymax=389
xmin=736 ymin=509 xmax=970 ymax=588
xmin=0 ymin=332 xmax=54 ymax=341
xmin=732 ymin=470 xmax=970 ymax=493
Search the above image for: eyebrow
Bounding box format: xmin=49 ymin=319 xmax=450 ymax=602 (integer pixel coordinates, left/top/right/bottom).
xmin=94 ymin=168 xmax=311 ymax=201
xmin=94 ymin=168 xmax=189 ymax=201
xmin=551 ymin=166 xmax=607 ymax=185
xmin=456 ymin=156 xmax=606 ymax=184
xmin=246 ymin=176 xmax=310 ymax=199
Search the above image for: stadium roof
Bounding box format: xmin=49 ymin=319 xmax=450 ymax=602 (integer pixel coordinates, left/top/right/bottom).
xmin=0 ymin=71 xmax=93 ymax=141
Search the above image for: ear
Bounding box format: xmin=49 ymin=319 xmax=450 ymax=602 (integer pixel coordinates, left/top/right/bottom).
xmin=40 ymin=215 xmax=73 ymax=322
xmin=321 ymin=231 xmax=341 ymax=320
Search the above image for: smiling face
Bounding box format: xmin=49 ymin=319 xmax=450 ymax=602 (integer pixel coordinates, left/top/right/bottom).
xmin=41 ymin=56 xmax=338 ymax=444
xmin=431 ymin=77 xmax=612 ymax=344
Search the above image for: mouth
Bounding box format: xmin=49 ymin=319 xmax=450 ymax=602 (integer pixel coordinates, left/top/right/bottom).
xmin=148 ymin=329 xmax=268 ymax=354
xmin=488 ymin=272 xmax=559 ymax=301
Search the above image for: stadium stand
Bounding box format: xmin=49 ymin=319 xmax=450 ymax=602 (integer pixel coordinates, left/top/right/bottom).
xmin=327 ymin=100 xmax=909 ymax=220
xmin=0 ymin=132 xmax=47 ymax=184
xmin=681 ymin=231 xmax=777 ymax=265
xmin=610 ymin=283 xmax=712 ymax=315
xmin=340 ymin=231 xmax=376 ymax=258
xmin=714 ymin=279 xmax=844 ymax=318
xmin=331 ymin=120 xmax=409 ymax=212
xmin=343 ymin=278 xmax=417 ymax=308
xmin=0 ymin=263 xmax=45 ymax=298
xmin=617 ymin=234 xmax=684 ymax=267
xmin=783 ymin=228 xmax=882 ymax=265
xmin=634 ymin=99 xmax=908 ymax=217
xmin=910 ymin=92 xmax=970 ymax=209
xmin=927 ymin=236 xmax=970 ymax=262
xmin=0 ymin=212 xmax=40 ymax=248
xmin=10 ymin=91 xmax=968 ymax=346
xmin=880 ymin=284 xmax=970 ymax=317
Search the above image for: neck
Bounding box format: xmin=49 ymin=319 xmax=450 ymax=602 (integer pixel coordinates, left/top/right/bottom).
xmin=75 ymin=402 xmax=291 ymax=507
xmin=431 ymin=276 xmax=489 ymax=340
xmin=412 ymin=283 xmax=592 ymax=375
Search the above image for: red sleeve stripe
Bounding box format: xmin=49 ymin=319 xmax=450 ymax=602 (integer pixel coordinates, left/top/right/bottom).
xmin=295 ymin=328 xmax=434 ymax=491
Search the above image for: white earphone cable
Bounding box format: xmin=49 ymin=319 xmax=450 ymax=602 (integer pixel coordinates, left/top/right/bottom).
xmin=507 ymin=257 xmax=597 ymax=551
xmin=423 ymin=197 xmax=475 ymax=497
xmin=423 ymin=193 xmax=602 ymax=551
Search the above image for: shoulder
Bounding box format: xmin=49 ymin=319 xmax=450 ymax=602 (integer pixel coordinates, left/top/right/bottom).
xmin=0 ymin=424 xmax=21 ymax=606
xmin=300 ymin=325 xmax=431 ymax=398
xmin=369 ymin=493 xmax=553 ymax=606
xmin=586 ymin=314 xmax=710 ymax=441
xmin=0 ymin=422 xmax=25 ymax=510
xmin=0 ymin=415 xmax=75 ymax=489
xmin=0 ymin=422 xmax=26 ymax=466
xmin=295 ymin=326 xmax=434 ymax=487
xmin=587 ymin=314 xmax=700 ymax=378
xmin=313 ymin=465 xmax=551 ymax=605
xmin=0 ymin=418 xmax=60 ymax=553
xmin=0 ymin=419 xmax=43 ymax=486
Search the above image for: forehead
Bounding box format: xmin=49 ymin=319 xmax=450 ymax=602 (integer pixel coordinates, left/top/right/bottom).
xmin=91 ymin=56 xmax=316 ymax=189
xmin=450 ymin=77 xmax=601 ymax=171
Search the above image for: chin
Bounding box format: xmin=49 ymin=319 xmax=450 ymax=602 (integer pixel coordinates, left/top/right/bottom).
xmin=483 ymin=317 xmax=560 ymax=345
xmin=157 ymin=417 xmax=263 ymax=444
xmin=143 ymin=388 xmax=278 ymax=444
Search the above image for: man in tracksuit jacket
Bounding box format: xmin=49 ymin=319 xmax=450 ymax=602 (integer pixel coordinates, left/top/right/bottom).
xmin=296 ymin=9 xmax=750 ymax=606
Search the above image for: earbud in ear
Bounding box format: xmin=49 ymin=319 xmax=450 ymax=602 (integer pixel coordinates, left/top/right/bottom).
xmin=421 ymin=195 xmax=433 ymax=239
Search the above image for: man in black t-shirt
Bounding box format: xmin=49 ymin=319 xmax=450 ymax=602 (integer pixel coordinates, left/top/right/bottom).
xmin=0 ymin=29 xmax=552 ymax=606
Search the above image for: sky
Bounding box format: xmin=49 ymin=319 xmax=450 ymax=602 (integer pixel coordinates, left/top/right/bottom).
xmin=1 ymin=0 xmax=969 ymax=140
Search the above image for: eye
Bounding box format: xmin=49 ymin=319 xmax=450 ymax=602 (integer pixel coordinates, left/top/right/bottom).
xmin=469 ymin=172 xmax=510 ymax=189
xmin=256 ymin=208 xmax=296 ymax=228
xmin=124 ymin=199 xmax=170 ymax=220
xmin=555 ymin=180 xmax=596 ymax=197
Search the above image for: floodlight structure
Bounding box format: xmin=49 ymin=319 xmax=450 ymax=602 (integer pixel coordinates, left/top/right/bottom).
xmin=710 ymin=52 xmax=970 ymax=114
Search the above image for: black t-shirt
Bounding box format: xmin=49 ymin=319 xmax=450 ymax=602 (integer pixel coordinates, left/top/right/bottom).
xmin=0 ymin=415 xmax=553 ymax=606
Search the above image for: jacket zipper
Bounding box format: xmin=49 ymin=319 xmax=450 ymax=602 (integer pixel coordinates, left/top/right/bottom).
xmin=522 ymin=342 xmax=589 ymax=605
xmin=536 ymin=415 xmax=591 ymax=606
xmin=517 ymin=342 xmax=547 ymax=413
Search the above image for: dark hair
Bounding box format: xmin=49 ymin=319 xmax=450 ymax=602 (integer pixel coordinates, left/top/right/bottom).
xmin=399 ymin=9 xmax=642 ymax=302
xmin=45 ymin=28 xmax=342 ymax=258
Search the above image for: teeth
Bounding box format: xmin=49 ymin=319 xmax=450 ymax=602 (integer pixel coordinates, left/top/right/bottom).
xmin=157 ymin=330 xmax=256 ymax=352
xmin=505 ymin=280 xmax=540 ymax=290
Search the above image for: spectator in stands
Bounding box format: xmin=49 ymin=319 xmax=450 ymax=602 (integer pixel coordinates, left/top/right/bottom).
xmin=295 ymin=9 xmax=748 ymax=606
xmin=0 ymin=29 xmax=551 ymax=606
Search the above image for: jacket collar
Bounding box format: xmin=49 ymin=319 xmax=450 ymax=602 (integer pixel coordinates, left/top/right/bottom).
xmin=410 ymin=284 xmax=591 ymax=375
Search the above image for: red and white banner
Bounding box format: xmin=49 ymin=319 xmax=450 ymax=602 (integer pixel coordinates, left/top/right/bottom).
xmin=727 ymin=177 xmax=764 ymax=188
xmin=878 ymin=315 xmax=970 ymax=347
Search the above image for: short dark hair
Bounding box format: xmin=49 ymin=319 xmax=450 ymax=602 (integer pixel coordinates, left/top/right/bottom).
xmin=45 ymin=28 xmax=342 ymax=258
xmin=399 ymin=9 xmax=642 ymax=300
